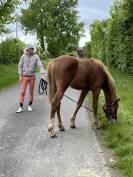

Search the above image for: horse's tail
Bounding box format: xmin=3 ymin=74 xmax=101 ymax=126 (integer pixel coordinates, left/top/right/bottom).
xmin=48 ymin=60 xmax=56 ymax=103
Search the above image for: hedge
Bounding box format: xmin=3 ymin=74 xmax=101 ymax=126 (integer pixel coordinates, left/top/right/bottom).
xmin=86 ymin=0 xmax=133 ymax=73
xmin=0 ymin=38 xmax=25 ymax=64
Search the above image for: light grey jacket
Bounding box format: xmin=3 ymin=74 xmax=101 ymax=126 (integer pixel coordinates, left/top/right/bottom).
xmin=18 ymin=51 xmax=45 ymax=77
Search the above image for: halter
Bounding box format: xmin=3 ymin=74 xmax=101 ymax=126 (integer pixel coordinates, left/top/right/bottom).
xmin=103 ymin=102 xmax=113 ymax=120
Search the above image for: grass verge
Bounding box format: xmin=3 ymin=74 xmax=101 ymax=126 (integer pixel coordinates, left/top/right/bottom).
xmin=0 ymin=57 xmax=50 ymax=91
xmin=88 ymin=69 xmax=133 ymax=177
xmin=0 ymin=64 xmax=18 ymax=90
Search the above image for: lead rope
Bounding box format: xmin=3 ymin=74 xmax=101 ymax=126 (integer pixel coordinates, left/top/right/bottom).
xmin=64 ymin=94 xmax=105 ymax=118
xmin=64 ymin=94 xmax=93 ymax=112
xmin=38 ymin=79 xmax=48 ymax=95
xmin=38 ymin=80 xmax=105 ymax=118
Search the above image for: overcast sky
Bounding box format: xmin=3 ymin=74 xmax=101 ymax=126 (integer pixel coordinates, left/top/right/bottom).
xmin=78 ymin=0 xmax=113 ymax=46
xmin=3 ymin=0 xmax=113 ymax=47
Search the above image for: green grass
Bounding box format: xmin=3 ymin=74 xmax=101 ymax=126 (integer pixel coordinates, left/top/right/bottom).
xmin=88 ymin=69 xmax=133 ymax=177
xmin=0 ymin=58 xmax=50 ymax=90
xmin=0 ymin=64 xmax=18 ymax=90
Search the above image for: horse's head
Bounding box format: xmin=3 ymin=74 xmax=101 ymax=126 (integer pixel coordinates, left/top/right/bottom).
xmin=103 ymin=98 xmax=120 ymax=123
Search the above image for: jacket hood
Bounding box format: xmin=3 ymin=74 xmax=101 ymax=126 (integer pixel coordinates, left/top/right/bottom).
xmin=23 ymin=48 xmax=37 ymax=54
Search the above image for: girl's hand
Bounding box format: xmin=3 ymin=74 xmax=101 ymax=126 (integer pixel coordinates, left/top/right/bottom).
xmin=41 ymin=77 xmax=45 ymax=80
xmin=19 ymin=76 xmax=23 ymax=82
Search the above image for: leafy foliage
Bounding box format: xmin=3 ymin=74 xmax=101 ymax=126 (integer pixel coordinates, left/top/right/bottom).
xmin=0 ymin=0 xmax=20 ymax=34
xmin=0 ymin=38 xmax=25 ymax=64
xmin=83 ymin=41 xmax=91 ymax=58
xmin=20 ymin=0 xmax=84 ymax=56
xmin=87 ymin=0 xmax=133 ymax=73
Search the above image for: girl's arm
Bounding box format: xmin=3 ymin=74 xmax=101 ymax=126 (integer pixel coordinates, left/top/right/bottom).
xmin=36 ymin=55 xmax=45 ymax=78
xmin=18 ymin=55 xmax=23 ymax=81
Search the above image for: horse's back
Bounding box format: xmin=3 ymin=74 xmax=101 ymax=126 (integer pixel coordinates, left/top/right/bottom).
xmin=53 ymin=55 xmax=77 ymax=72
xmin=51 ymin=55 xmax=102 ymax=90
xmin=48 ymin=55 xmax=112 ymax=91
xmin=55 ymin=55 xmax=78 ymax=67
xmin=50 ymin=55 xmax=79 ymax=87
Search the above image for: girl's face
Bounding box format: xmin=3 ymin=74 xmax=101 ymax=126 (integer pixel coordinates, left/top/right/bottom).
xmin=27 ymin=48 xmax=34 ymax=55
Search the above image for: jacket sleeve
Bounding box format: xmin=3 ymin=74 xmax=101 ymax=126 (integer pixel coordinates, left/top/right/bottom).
xmin=36 ymin=55 xmax=45 ymax=76
xmin=18 ymin=55 xmax=23 ymax=76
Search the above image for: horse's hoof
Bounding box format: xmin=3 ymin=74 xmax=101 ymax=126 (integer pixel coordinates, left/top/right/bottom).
xmin=48 ymin=127 xmax=52 ymax=132
xmin=97 ymin=125 xmax=101 ymax=129
xmin=50 ymin=133 xmax=57 ymax=138
xmin=92 ymin=124 xmax=100 ymax=130
xmin=59 ymin=126 xmax=65 ymax=131
xmin=70 ymin=124 xmax=76 ymax=129
xmin=109 ymin=119 xmax=117 ymax=124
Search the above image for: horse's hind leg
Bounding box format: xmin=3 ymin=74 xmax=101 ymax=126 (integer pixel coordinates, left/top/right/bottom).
xmin=92 ymin=88 xmax=101 ymax=129
xmin=48 ymin=89 xmax=65 ymax=137
xmin=57 ymin=102 xmax=65 ymax=131
xmin=70 ymin=90 xmax=88 ymax=128
xmin=48 ymin=102 xmax=57 ymax=138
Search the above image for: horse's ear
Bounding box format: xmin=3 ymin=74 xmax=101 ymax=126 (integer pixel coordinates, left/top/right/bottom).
xmin=103 ymin=104 xmax=107 ymax=111
xmin=116 ymin=97 xmax=120 ymax=102
xmin=112 ymin=97 xmax=120 ymax=106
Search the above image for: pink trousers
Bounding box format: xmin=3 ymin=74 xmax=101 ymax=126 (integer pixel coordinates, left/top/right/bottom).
xmin=19 ymin=76 xmax=35 ymax=104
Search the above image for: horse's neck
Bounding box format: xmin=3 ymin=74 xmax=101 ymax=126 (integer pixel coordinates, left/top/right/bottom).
xmin=103 ymin=83 xmax=116 ymax=104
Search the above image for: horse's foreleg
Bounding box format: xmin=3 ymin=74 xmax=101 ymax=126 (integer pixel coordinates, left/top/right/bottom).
xmin=48 ymin=89 xmax=64 ymax=138
xmin=70 ymin=90 xmax=88 ymax=128
xmin=92 ymin=89 xmax=101 ymax=129
xmin=57 ymin=102 xmax=65 ymax=131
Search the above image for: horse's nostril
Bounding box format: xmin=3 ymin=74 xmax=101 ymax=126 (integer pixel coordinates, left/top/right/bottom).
xmin=112 ymin=119 xmax=117 ymax=123
xmin=109 ymin=119 xmax=112 ymax=124
xmin=113 ymin=116 xmax=117 ymax=119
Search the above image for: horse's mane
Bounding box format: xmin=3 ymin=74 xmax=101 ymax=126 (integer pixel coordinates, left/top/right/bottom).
xmin=92 ymin=59 xmax=115 ymax=95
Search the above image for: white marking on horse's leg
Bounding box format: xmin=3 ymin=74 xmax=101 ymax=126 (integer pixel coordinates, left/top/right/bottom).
xmin=57 ymin=103 xmax=65 ymax=131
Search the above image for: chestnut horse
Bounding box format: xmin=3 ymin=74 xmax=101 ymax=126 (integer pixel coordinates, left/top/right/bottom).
xmin=48 ymin=55 xmax=120 ymax=138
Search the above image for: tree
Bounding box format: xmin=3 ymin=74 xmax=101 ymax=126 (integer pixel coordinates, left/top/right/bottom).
xmin=83 ymin=41 xmax=91 ymax=58
xmin=90 ymin=19 xmax=111 ymax=65
xmin=0 ymin=38 xmax=25 ymax=64
xmin=110 ymin=0 xmax=133 ymax=72
xmin=20 ymin=0 xmax=84 ymax=56
xmin=0 ymin=0 xmax=20 ymax=34
xmin=89 ymin=0 xmax=133 ymax=73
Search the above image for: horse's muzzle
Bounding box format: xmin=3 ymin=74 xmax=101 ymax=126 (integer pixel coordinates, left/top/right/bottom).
xmin=109 ymin=119 xmax=117 ymax=124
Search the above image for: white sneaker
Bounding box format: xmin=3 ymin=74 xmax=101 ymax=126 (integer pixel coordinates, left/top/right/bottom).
xmin=28 ymin=105 xmax=32 ymax=112
xmin=16 ymin=107 xmax=23 ymax=113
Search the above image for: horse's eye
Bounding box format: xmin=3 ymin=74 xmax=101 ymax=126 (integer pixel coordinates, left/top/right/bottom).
xmin=103 ymin=105 xmax=107 ymax=111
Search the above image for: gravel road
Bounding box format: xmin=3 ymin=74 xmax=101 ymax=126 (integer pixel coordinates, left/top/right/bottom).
xmin=0 ymin=77 xmax=114 ymax=177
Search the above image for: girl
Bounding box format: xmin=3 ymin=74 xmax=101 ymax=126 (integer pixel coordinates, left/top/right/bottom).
xmin=16 ymin=44 xmax=45 ymax=113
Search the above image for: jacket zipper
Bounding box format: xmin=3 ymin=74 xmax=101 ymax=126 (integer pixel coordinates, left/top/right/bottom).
xmin=27 ymin=55 xmax=30 ymax=75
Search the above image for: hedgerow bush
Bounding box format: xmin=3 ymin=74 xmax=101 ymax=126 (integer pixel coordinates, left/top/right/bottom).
xmin=85 ymin=0 xmax=133 ymax=73
xmin=0 ymin=38 xmax=25 ymax=64
xmin=83 ymin=41 xmax=91 ymax=58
